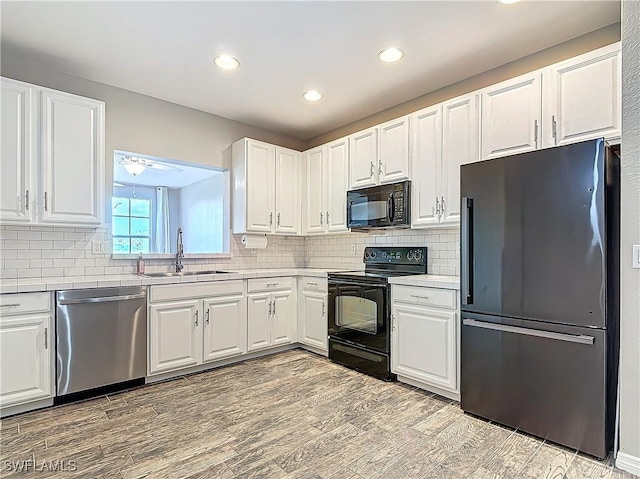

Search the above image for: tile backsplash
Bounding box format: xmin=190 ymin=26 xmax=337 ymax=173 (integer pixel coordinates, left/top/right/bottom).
xmin=0 ymin=225 xmax=459 ymax=279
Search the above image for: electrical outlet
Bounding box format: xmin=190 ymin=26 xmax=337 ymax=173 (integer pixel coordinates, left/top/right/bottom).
xmin=351 ymin=244 xmax=357 ymax=255
xmin=91 ymin=241 xmax=107 ymax=254
xmin=633 ymin=245 xmax=640 ymax=269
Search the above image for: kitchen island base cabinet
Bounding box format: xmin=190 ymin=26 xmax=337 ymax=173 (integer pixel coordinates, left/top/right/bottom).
xmin=0 ymin=292 xmax=54 ymax=417
xmin=391 ymin=285 xmax=460 ymax=400
xmin=247 ymin=277 xmax=296 ymax=353
xmin=147 ymin=281 xmax=247 ymax=377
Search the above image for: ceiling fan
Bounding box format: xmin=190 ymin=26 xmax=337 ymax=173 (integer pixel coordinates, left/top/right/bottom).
xmin=115 ymin=155 xmax=183 ymax=176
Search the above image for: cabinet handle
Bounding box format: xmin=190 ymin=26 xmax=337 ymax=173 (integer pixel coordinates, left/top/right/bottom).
xmin=267 ymin=283 xmax=279 ymax=287
xmin=410 ymin=294 xmax=430 ymax=301
xmin=326 ymin=211 xmax=329 ymax=225
xmin=25 ymin=190 xmax=29 ymax=211
xmin=391 ymin=314 xmax=396 ymax=331
xmin=270 ymin=212 xmax=273 ymax=226
xmin=44 ymin=192 xmax=48 ymax=212
xmin=268 ymin=301 xmax=272 ymax=316
xmin=370 ymin=162 xmax=375 ymax=177
xmin=552 ymin=115 xmax=558 ymax=145
xmin=0 ymin=304 xmax=20 ymax=308
xmin=44 ymin=327 xmax=48 ymax=349
xmin=441 ymin=196 xmax=445 ymax=214
xmin=378 ymin=159 xmax=383 ymax=176
xmin=435 ymin=197 xmax=440 ymax=216
xmin=195 ymin=310 xmax=199 ymax=326
xmin=273 ymin=300 xmax=276 ymax=315
xmin=322 ymin=302 xmax=326 ymax=317
xmin=320 ymin=212 xmax=323 ymax=225
xmin=307 ymin=282 xmax=318 ymax=286
xmin=277 ymin=213 xmax=281 ymax=226
xmin=534 ymin=120 xmax=539 ymax=148
xmin=206 ymin=309 xmax=210 ymax=325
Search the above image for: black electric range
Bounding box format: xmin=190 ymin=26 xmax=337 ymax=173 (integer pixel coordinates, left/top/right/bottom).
xmin=327 ymin=246 xmax=428 ymax=380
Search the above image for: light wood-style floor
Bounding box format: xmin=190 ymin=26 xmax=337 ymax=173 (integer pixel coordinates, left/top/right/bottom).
xmin=0 ymin=349 xmax=637 ymax=479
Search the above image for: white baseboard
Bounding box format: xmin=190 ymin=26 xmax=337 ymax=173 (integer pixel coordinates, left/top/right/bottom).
xmin=616 ymin=451 xmax=640 ymax=476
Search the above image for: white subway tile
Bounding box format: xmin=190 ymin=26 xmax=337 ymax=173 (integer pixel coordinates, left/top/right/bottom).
xmin=17 ymin=268 xmax=42 ymax=278
xmin=4 ymin=240 xmax=29 ymax=249
xmin=30 ymin=258 xmax=53 ymax=268
xmin=5 ymin=259 xmax=30 ymax=269
xmin=41 ymin=268 xmax=64 ymax=277
xmin=0 ymin=231 xmax=18 ymax=240
xmin=41 ymin=232 xmax=64 ymax=241
xmin=1 ymin=250 xmax=18 ymax=260
xmin=29 ymin=240 xmax=53 ymax=250
xmin=18 ymin=231 xmax=42 ymax=241
xmin=53 ymin=240 xmax=75 ymax=250
xmin=18 ymin=249 xmax=42 ymax=259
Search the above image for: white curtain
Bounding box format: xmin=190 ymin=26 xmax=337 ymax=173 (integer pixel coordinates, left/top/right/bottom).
xmin=156 ymin=187 xmax=171 ymax=253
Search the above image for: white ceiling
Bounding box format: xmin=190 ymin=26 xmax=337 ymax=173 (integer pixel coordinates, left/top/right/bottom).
xmin=0 ymin=1 xmax=620 ymax=141
xmin=113 ymin=151 xmax=222 ymax=188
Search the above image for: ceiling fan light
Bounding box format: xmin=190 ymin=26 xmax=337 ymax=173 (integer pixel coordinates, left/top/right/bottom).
xmin=123 ymin=162 xmax=146 ymax=176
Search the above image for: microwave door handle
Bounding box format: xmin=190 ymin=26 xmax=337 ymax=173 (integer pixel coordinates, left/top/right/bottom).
xmin=388 ymin=194 xmax=395 ymax=223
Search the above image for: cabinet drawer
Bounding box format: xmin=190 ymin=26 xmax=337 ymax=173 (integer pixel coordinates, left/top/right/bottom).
xmin=247 ymin=277 xmax=293 ymax=293
xmin=150 ymin=281 xmax=243 ymax=303
xmin=393 ymin=286 xmax=456 ymax=309
xmin=0 ymin=292 xmax=51 ymax=316
xmin=300 ymin=277 xmax=328 ymax=293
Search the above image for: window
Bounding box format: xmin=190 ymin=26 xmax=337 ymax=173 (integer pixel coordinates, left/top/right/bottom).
xmin=112 ymin=197 xmax=152 ymax=254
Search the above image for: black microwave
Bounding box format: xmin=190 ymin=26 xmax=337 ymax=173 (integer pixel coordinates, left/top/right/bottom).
xmin=346 ymin=180 xmax=411 ymax=229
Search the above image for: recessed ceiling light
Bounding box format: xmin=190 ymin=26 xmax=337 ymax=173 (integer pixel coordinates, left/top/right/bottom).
xmin=303 ymin=90 xmax=322 ymax=102
xmin=378 ymin=47 xmax=404 ymax=63
xmin=214 ymin=55 xmax=240 ymax=70
xmin=497 ymin=0 xmax=520 ymax=4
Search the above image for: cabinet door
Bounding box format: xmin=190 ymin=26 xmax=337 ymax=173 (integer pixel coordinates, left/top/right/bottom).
xmin=271 ymin=290 xmax=295 ymax=347
xmin=410 ymin=106 xmax=441 ymax=228
xmin=0 ymin=79 xmax=32 ymax=224
xmin=392 ymin=303 xmax=457 ymax=392
xmin=275 ymin=147 xmax=300 ymax=234
xmin=0 ymin=314 xmax=52 ymax=407
xmin=480 ymin=72 xmax=542 ymax=160
xmin=300 ymin=290 xmax=327 ymax=351
xmin=379 ymin=116 xmax=410 ymax=184
xmin=245 ymin=139 xmax=275 ymax=232
xmin=247 ymin=292 xmax=272 ymax=352
xmin=203 ymin=294 xmax=247 ymax=363
xmin=148 ymin=300 xmax=201 ymax=375
xmin=304 ymin=147 xmax=325 ymax=234
xmin=349 ymin=127 xmax=378 ymax=189
xmin=441 ymin=93 xmax=478 ymax=226
xmin=325 ymin=138 xmax=350 ymax=233
xmin=544 ymin=43 xmax=621 ymax=147
xmin=40 ymin=90 xmax=104 ymax=225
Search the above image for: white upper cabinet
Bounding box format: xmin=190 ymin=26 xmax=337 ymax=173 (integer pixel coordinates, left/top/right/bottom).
xmin=480 ymin=72 xmax=542 ymax=161
xmin=543 ymin=42 xmax=621 ymax=147
xmin=233 ymin=138 xmax=300 ymax=235
xmin=378 ymin=116 xmax=410 ymax=184
xmin=40 ymin=90 xmax=104 ymax=225
xmin=302 ymin=137 xmax=349 ymax=235
xmin=410 ymin=105 xmax=442 ymax=228
xmin=441 ymin=93 xmax=479 ymax=225
xmin=303 ymin=147 xmax=325 ymax=235
xmin=274 ymin=146 xmax=300 ymax=234
xmin=349 ymin=127 xmax=378 ymax=189
xmin=0 ymin=78 xmax=104 ymax=227
xmin=325 ymin=138 xmax=349 ymax=233
xmin=0 ymin=79 xmax=32 ymax=224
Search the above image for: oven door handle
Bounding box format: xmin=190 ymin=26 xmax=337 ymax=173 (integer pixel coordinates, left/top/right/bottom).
xmin=329 ymin=279 xmax=389 ymax=288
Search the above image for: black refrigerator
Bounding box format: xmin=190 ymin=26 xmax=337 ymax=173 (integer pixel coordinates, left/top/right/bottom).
xmin=460 ymin=138 xmax=620 ymax=459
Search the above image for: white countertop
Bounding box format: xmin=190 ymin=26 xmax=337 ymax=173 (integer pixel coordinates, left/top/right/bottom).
xmin=0 ymin=268 xmax=334 ymax=294
xmin=388 ymin=274 xmax=460 ymax=290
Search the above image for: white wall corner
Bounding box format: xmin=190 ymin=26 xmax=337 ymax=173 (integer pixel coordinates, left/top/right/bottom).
xmin=616 ymin=451 xmax=640 ymax=476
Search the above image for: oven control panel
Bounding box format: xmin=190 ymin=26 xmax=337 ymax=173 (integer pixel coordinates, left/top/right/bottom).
xmin=363 ymin=247 xmax=427 ymax=265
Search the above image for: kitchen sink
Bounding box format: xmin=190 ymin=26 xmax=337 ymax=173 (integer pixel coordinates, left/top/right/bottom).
xmin=142 ymin=270 xmax=227 ymax=277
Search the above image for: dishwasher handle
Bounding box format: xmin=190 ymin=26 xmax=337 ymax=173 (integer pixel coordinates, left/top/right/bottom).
xmin=58 ymin=293 xmax=146 ymax=305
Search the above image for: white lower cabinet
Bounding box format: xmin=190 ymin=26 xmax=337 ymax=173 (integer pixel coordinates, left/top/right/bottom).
xmin=391 ymin=285 xmax=460 ymax=399
xmin=148 ymin=281 xmax=247 ymax=376
xmin=0 ymin=292 xmax=54 ymax=415
xmin=247 ymin=277 xmax=296 ymax=352
xmin=297 ymin=277 xmax=328 ymax=353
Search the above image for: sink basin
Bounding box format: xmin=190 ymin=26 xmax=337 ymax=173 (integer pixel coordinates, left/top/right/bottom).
xmin=143 ymin=270 xmax=227 ymax=278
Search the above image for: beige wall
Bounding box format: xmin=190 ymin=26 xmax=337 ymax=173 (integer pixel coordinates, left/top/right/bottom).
xmin=306 ymin=23 xmax=621 ymax=148
xmin=619 ymin=0 xmax=640 ymax=462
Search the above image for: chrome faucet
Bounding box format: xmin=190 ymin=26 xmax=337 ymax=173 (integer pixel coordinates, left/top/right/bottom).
xmin=175 ymin=227 xmax=184 ymax=273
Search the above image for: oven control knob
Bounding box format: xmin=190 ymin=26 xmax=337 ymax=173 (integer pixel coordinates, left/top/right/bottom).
xmin=406 ymin=251 xmax=414 ymax=261
xmin=370 ymin=250 xmax=376 ymax=258
xmin=414 ymin=250 xmax=422 ymax=261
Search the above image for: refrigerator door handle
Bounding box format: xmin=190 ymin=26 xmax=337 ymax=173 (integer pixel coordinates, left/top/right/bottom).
xmin=462 ymin=319 xmax=595 ymax=345
xmin=461 ymin=197 xmax=473 ymax=305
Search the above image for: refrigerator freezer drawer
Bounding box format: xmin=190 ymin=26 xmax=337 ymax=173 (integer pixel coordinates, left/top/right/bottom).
xmin=460 ymin=313 xmax=609 ymax=458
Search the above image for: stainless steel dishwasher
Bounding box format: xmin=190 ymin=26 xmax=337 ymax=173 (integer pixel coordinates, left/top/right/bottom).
xmin=56 ymin=286 xmax=147 ymax=396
